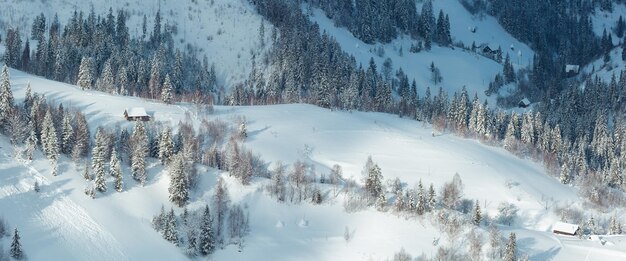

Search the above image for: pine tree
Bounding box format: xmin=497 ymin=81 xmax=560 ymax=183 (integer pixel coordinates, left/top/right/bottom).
xmin=96 ymin=59 xmax=115 ymax=92
xmin=428 ymin=183 xmax=437 ymax=211
xmin=416 ymin=181 xmax=426 ymax=215
xmin=503 ymin=232 xmax=516 ymax=261
xmin=198 ymin=204 xmax=215 ymax=256
xmin=185 ymin=229 xmax=198 ymax=257
xmin=0 ymin=65 xmax=15 ymax=127
xmin=41 ymin=110 xmax=59 ymax=175
xmin=168 ymin=153 xmax=188 ymax=207
xmin=394 ymin=189 xmax=405 ymax=212
xmin=158 ymin=126 xmax=174 ymax=165
xmin=131 ymin=121 xmax=148 ymax=185
xmin=560 ymin=159 xmax=571 ymax=184
xmin=26 ymin=129 xmax=37 ymax=160
xmin=93 ymin=128 xmax=107 ymax=193
xmin=163 ymin=208 xmax=179 ymax=245
xmin=72 ymin=112 xmax=90 ymax=162
xmin=363 ymin=156 xmax=383 ymax=199
xmin=110 ymin=148 xmax=123 ymax=192
xmin=504 ymin=114 xmax=517 ymax=150
xmin=161 ymin=74 xmax=174 ymax=104
xmin=61 ymin=112 xmax=74 ymax=154
xmin=117 ymin=67 xmax=129 ymax=95
xmin=23 ymin=82 xmax=33 ymax=111
xmin=503 ymin=54 xmax=516 ymax=83
xmin=10 ymin=228 xmax=22 ymax=260
xmin=76 ymin=56 xmax=93 ymax=90
xmin=473 ymin=200 xmax=482 ymax=226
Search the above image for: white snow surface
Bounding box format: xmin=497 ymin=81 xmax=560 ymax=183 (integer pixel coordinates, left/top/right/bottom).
xmin=0 ymin=69 xmax=625 ymax=260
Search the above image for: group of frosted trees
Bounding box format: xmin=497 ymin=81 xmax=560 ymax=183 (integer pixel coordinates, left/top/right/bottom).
xmin=4 ymin=9 xmax=219 ymax=106
xmin=305 ymin=0 xmax=451 ymax=48
xmin=153 ymin=177 xmax=249 ymax=256
xmin=0 ymin=65 xmax=90 ymax=176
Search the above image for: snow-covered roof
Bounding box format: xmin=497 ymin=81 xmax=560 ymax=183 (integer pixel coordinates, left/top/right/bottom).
xmin=520 ymin=98 xmax=531 ymax=106
xmin=565 ymin=64 xmax=580 ymax=73
xmin=125 ymin=107 xmax=148 ymax=117
xmin=552 ymin=222 xmax=579 ymax=234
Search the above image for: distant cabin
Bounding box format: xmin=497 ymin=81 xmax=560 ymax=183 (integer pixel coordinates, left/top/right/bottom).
xmin=518 ymin=98 xmax=531 ymax=108
xmin=552 ymin=222 xmax=580 ymax=236
xmin=480 ymin=44 xmax=501 ymax=57
xmin=124 ymin=107 xmax=150 ymax=121
xmin=565 ymin=64 xmax=580 ymax=76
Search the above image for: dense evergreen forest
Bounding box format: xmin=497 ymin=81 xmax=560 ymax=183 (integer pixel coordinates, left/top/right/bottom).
xmin=3 ymin=9 xmax=219 ymax=104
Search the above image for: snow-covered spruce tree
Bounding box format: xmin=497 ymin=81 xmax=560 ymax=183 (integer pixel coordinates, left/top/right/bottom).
xmin=110 ymin=148 xmax=123 ymax=192
xmin=61 ymin=112 xmax=74 ymax=155
xmin=23 ymin=82 xmax=33 ymax=111
xmin=504 ymin=114 xmax=517 ymax=151
xmin=25 ymin=129 xmax=37 ymax=160
xmin=609 ymin=215 xmax=623 ymax=235
xmin=560 ymin=159 xmax=572 ymax=185
xmin=0 ymin=65 xmax=15 ymax=128
xmin=131 ymin=121 xmax=148 ymax=185
xmin=427 ymin=183 xmax=437 ymax=211
xmin=7 ymin=108 xmax=27 ymax=145
xmin=168 ymin=153 xmax=188 ymax=207
xmin=198 ymin=204 xmax=215 ymax=256
xmin=161 ymin=74 xmax=174 ymax=104
xmin=473 ymin=200 xmax=482 ymax=226
xmin=152 ymin=205 xmax=166 ymax=232
xmin=76 ymin=56 xmax=93 ymax=90
xmin=503 ymin=232 xmax=517 ymax=261
xmin=148 ymin=54 xmax=162 ymax=99
xmin=213 ymin=177 xmax=230 ymax=246
xmin=41 ymin=109 xmax=59 ymax=175
xmin=92 ymin=128 xmax=107 ymax=193
xmin=363 ymin=156 xmax=383 ymax=200
xmin=185 ymin=229 xmax=198 ymax=257
xmin=163 ymin=208 xmax=179 ymax=246
xmin=158 ymin=126 xmax=174 ymax=165
xmin=117 ymin=67 xmax=129 ymax=95
xmin=71 ymin=112 xmax=90 ymax=162
xmin=10 ymin=228 xmax=22 ymax=260
xmin=96 ymin=59 xmax=115 ymax=93
xmin=416 ymin=180 xmax=426 ymax=215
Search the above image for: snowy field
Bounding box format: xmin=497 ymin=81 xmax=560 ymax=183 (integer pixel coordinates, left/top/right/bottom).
xmin=0 ymin=70 xmax=624 ymax=260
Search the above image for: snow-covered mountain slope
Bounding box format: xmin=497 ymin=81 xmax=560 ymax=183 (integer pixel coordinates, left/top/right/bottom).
xmin=306 ymin=0 xmax=534 ymax=103
xmin=0 ymin=0 xmax=269 ymax=87
xmin=580 ymin=46 xmax=625 ymax=83
xmin=591 ymin=2 xmax=626 ymax=45
xmin=2 ymin=69 xmax=625 ymax=260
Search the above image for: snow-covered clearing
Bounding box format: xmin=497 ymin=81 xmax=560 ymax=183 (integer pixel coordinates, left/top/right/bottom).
xmin=306 ymin=0 xmax=534 ymax=103
xmin=0 ymin=69 xmax=624 ymax=260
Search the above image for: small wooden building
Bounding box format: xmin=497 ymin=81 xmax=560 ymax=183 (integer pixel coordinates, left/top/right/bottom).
xmin=565 ymin=64 xmax=580 ymax=76
xmin=481 ymin=44 xmax=500 ymax=56
xmin=518 ymin=98 xmax=531 ymax=108
xmin=124 ymin=107 xmax=150 ymax=121
xmin=552 ymin=222 xmax=580 ymax=236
